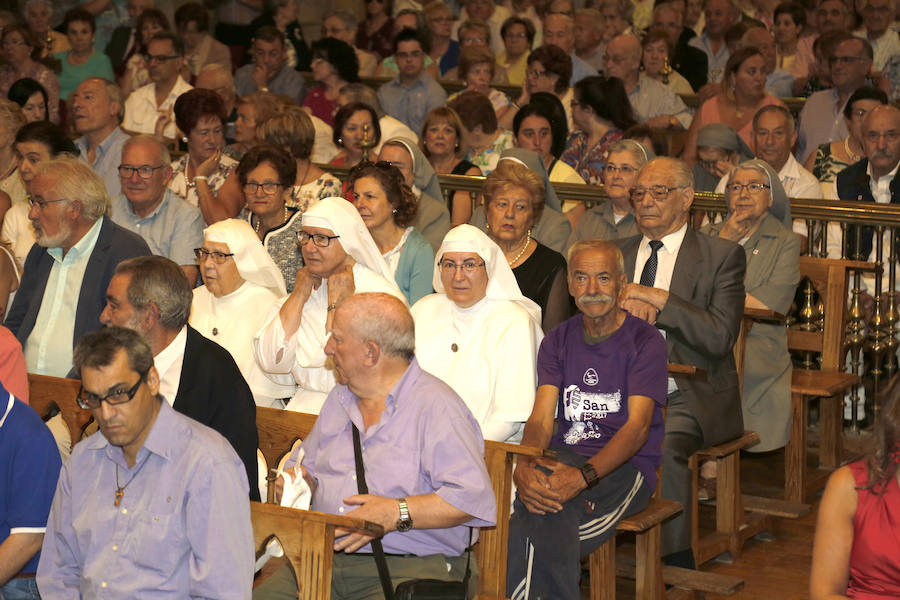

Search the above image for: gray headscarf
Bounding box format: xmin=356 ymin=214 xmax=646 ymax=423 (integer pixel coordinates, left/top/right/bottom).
xmin=696 ymin=123 xmax=754 ymax=161
xmin=724 ymin=159 xmax=792 ymax=227
xmin=498 ymin=148 xmax=562 ymax=212
xmin=383 ymin=136 xmax=444 ymax=202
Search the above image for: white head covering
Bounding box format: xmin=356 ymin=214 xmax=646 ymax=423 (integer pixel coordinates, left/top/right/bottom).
xmin=433 ymin=224 xmax=542 ymax=325
xmin=204 ymin=219 xmax=287 ymax=297
xmin=301 ymin=196 xmax=397 ymax=284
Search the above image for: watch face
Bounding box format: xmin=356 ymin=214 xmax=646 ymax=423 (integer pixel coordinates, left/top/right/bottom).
xmin=396 ymin=519 xmax=413 ymax=532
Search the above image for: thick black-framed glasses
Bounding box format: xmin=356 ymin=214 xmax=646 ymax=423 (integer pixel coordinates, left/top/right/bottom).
xmin=77 ymin=371 xmax=148 ymax=409
xmin=194 ymin=248 xmax=235 ymax=264
xmin=297 ymin=231 xmax=340 ymax=247
xmin=118 ymin=164 xmax=165 ymax=179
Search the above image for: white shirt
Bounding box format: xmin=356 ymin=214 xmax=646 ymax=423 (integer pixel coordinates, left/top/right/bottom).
xmin=633 ymin=222 xmax=688 ymax=394
xmin=154 ymin=325 xmax=187 ymax=406
xmin=191 ymin=282 xmax=294 ymax=408
xmin=855 ymin=29 xmax=900 ymax=71
xmin=122 ymin=76 xmax=193 ymax=138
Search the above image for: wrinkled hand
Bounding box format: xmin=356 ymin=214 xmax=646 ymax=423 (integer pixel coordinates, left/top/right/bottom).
xmin=273 ymin=465 xmax=308 ymax=504
xmin=293 ymin=266 xmax=321 ymax=298
xmin=620 ymin=297 xmax=658 ymax=324
xmin=717 ymin=211 xmax=754 ymax=242
xmin=154 ymin=110 xmax=172 ymax=138
xmin=514 ymin=458 xmax=563 ymax=514
xmin=710 ymin=159 xmax=735 ymax=178
xmin=196 ymin=148 xmax=222 ymax=178
xmin=542 ymin=460 xmax=587 ymax=505
xmin=253 ymin=63 xmax=270 ymax=90
xmin=696 ymin=82 xmax=722 ymax=104
xmin=334 ymin=494 xmax=398 ymax=552
xmin=325 ymin=257 xmax=356 ymax=332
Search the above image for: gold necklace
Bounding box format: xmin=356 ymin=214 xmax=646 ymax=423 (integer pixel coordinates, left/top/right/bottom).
xmin=507 ymin=229 xmax=532 ymax=266
xmin=844 ymin=137 xmax=862 ymax=163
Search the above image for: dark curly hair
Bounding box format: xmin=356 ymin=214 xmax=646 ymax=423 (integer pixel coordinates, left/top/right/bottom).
xmin=174 ymin=88 xmax=227 ymax=135
xmin=333 ymin=102 xmax=381 ymax=148
xmin=347 ymin=160 xmax=418 ymax=228
xmin=235 ymin=144 xmax=297 ymax=188
xmin=311 ymin=37 xmax=360 ymax=84
xmin=63 ymin=8 xmax=95 ymax=33
xmin=15 ymin=120 xmax=78 ymax=156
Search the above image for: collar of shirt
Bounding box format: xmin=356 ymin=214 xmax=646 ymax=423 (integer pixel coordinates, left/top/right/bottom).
xmin=122 ymin=188 xmax=173 ymax=223
xmin=779 ymin=153 xmax=803 ymax=181
xmin=866 ymin=159 xmax=900 ymax=202
xmin=48 ymin=216 xmax=104 ymax=264
xmin=154 ymin=325 xmax=188 ymax=398
xmin=76 ymin=127 xmax=127 ymax=164
xmin=336 ymin=357 xmax=422 ymax=437
xmin=640 ymin=221 xmax=688 ymax=256
xmin=94 ymin=400 xmax=182 ymax=469
xmin=390 ymin=72 xmax=427 ymax=89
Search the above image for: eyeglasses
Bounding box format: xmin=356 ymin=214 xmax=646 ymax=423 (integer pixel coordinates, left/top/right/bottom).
xmin=828 ymin=55 xmax=865 ymax=65
xmin=604 ymin=164 xmax=637 ymax=175
xmin=194 ymin=247 xmax=235 ymax=264
xmin=396 ymin=50 xmax=424 ymax=60
xmin=118 ymin=164 xmax=164 ymax=179
xmin=144 ymin=53 xmax=180 ymax=63
xmin=629 ymin=184 xmax=683 ymax=201
xmin=439 ymin=259 xmax=485 ymax=273
xmin=77 ymin=371 xmax=148 ymax=409
xmin=863 ymin=131 xmax=900 ymax=143
xmin=28 ymin=196 xmax=69 ymax=209
xmin=526 ymin=69 xmax=550 ymax=78
xmin=505 ymin=32 xmax=528 ymax=39
xmin=243 ymin=181 xmax=283 ymax=195
xmin=726 ymin=182 xmax=770 ymax=195
xmin=297 ymin=231 xmax=341 ymax=247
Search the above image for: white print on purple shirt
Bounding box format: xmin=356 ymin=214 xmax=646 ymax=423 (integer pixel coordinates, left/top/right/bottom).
xmin=562 ymin=385 xmax=622 ymax=445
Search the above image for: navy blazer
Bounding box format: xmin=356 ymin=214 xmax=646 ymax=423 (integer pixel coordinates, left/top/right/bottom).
xmin=174 ymin=326 xmax=260 ymax=502
xmin=618 ymin=227 xmax=747 ymax=445
xmin=5 ymin=216 xmax=151 ymax=353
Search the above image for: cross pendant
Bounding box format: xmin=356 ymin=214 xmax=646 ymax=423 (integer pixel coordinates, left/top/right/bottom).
xmin=114 ymin=488 xmax=124 ymax=507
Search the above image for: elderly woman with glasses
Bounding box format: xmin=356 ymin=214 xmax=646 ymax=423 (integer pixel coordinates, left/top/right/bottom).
xmin=701 ymin=159 xmax=800 ymax=454
xmin=190 ymin=219 xmax=295 ymax=408
xmin=0 ymin=24 xmax=60 ymax=123
xmin=254 ymin=196 xmax=407 ymax=413
xmin=410 ymin=224 xmax=543 ymax=442
xmin=235 ymin=145 xmax=304 ymax=292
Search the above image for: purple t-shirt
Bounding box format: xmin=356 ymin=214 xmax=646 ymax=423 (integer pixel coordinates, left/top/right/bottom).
xmin=539 ymin=312 xmax=668 ymax=490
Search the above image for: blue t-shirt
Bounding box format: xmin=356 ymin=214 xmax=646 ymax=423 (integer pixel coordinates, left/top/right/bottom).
xmin=539 ymin=311 xmax=668 ymax=489
xmin=0 ymin=389 xmax=62 ymax=574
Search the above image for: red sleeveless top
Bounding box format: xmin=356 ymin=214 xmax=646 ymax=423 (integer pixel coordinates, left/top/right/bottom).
xmin=847 ymin=460 xmax=900 ymax=599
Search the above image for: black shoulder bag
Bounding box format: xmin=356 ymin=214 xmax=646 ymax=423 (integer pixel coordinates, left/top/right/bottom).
xmin=351 ymin=424 xmax=471 ymax=600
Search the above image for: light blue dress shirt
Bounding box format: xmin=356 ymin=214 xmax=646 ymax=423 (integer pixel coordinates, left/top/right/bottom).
xmin=111 ymin=189 xmax=205 ymax=267
xmin=76 ymin=127 xmax=131 ymax=201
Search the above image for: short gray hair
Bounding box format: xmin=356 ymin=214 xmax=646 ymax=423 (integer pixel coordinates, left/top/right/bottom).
xmin=752 ymin=104 xmax=795 ymax=135
xmin=607 ymin=139 xmax=650 ymax=166
xmin=74 ymin=326 xmax=155 ymax=378
xmin=567 ymin=240 xmax=625 ymax=277
xmin=341 ymin=293 xmax=415 ymax=360
xmin=114 ymin=256 xmax=193 ymax=330
xmin=33 ymin=158 xmax=110 ymax=221
xmin=638 ymin=156 xmax=693 ymax=189
xmin=324 ymin=9 xmax=358 ymax=30
xmin=123 ymin=134 xmax=171 ymax=165
xmin=339 ymin=82 xmax=385 ymax=118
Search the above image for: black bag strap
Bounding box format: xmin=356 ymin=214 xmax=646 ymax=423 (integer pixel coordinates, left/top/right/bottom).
xmin=352 ymin=424 xmax=395 ymax=600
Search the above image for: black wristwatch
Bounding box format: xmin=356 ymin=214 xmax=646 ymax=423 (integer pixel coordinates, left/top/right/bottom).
xmin=396 ymin=497 xmax=413 ymax=532
xmin=580 ymin=463 xmax=600 ymax=489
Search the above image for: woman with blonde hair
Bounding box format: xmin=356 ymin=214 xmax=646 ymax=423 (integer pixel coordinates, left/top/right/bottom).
xmin=420 ymin=106 xmax=482 ymax=225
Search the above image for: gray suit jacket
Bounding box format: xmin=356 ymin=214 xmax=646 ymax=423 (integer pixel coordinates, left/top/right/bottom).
xmin=618 ymin=227 xmax=746 ymax=444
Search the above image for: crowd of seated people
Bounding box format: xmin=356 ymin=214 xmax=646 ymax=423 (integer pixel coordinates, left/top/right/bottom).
xmin=1 ymin=0 xmax=899 ymax=598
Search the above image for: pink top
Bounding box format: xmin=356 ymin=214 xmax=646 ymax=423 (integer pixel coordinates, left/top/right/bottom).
xmin=0 ymin=325 xmax=27 ymax=404
xmin=697 ymin=94 xmax=782 ymax=149
xmin=302 ymin=85 xmax=338 ymax=127
xmin=847 ymin=460 xmax=900 ymax=599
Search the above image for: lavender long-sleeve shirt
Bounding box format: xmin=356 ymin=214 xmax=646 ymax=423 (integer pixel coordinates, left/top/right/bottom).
xmin=295 ymin=357 xmax=496 ymax=556
xmin=37 ymin=400 xmax=254 ymax=599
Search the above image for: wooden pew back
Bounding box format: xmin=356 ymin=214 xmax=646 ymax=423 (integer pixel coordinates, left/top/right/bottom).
xmin=27 ymin=373 xmax=91 ymax=445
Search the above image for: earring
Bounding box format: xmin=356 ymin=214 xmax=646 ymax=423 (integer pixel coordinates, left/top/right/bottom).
xmin=392 ymin=208 xmax=398 ymax=214
xmin=338 ymin=137 xmax=343 ymax=145
xmin=181 ymin=136 xmax=188 ymax=143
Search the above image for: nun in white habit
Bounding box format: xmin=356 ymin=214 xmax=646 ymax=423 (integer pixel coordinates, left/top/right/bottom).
xmin=254 ymin=196 xmax=407 ymax=414
xmin=189 ymin=219 xmax=296 ymax=408
xmin=410 ymin=224 xmax=543 ymax=442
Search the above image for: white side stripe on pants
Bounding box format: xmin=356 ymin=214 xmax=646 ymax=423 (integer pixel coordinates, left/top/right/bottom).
xmin=579 ymin=471 xmax=644 ymax=542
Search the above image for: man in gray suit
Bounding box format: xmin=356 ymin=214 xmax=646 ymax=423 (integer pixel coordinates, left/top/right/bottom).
xmin=616 ymin=157 xmax=746 ymax=568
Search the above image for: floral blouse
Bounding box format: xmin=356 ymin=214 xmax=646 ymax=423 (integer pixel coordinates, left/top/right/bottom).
xmin=289 ymin=173 xmax=341 ymax=213
xmin=168 ymin=153 xmax=238 ymax=208
xmin=560 ymin=129 xmax=623 ymax=185
xmin=466 ymin=129 xmax=515 ymax=176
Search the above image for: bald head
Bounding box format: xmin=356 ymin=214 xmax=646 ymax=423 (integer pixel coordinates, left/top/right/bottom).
xmin=604 ymin=33 xmax=642 ymax=79
xmin=338 ymin=293 xmax=415 ymax=361
xmin=861 ymin=104 xmax=900 ymax=178
xmin=195 ymin=64 xmax=235 ymax=111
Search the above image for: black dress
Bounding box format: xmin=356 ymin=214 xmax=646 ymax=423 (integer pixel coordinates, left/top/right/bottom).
xmin=512 ymin=242 xmax=572 ymax=333
xmin=449 ymin=159 xmax=479 ymax=212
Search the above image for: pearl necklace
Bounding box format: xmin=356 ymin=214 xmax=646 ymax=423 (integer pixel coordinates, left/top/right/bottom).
xmin=844 ymin=137 xmax=862 ymax=163
xmin=508 ymin=230 xmax=532 ymax=266
xmin=255 ymin=206 xmax=289 ymax=234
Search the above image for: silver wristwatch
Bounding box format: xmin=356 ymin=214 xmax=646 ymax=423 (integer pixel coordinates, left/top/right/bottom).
xmin=396 ymin=497 xmax=413 ymax=532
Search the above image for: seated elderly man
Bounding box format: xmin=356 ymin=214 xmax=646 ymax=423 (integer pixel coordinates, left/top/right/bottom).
xmin=111 ymin=135 xmax=205 ymax=283
xmin=604 ymin=33 xmax=691 ymax=130
xmin=254 ymin=197 xmax=407 ymax=413
xmin=506 ymin=240 xmax=668 ymax=599
xmin=253 ymin=292 xmax=496 ymax=600
xmin=5 ymin=158 xmax=150 ymax=380
xmin=36 ymin=327 xmax=254 ymax=598
xmin=100 ymin=255 xmax=259 ymax=499
xmin=71 ymin=77 xmax=130 ymax=201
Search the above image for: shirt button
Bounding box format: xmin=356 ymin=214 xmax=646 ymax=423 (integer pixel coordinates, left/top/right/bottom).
xmin=101 ymin=582 xmax=107 ymax=588
xmin=122 ymin=508 xmax=127 ymax=514
xmin=352 ymin=475 xmax=356 ymax=480
xmin=112 ymin=545 xmax=118 ymax=551
xmin=338 ymin=507 xmax=344 ymax=513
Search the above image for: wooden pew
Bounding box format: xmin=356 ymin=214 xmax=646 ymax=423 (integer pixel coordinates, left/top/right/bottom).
xmin=27 ymin=373 xmax=91 ymax=444
xmin=786 ymin=257 xmax=866 ymax=502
